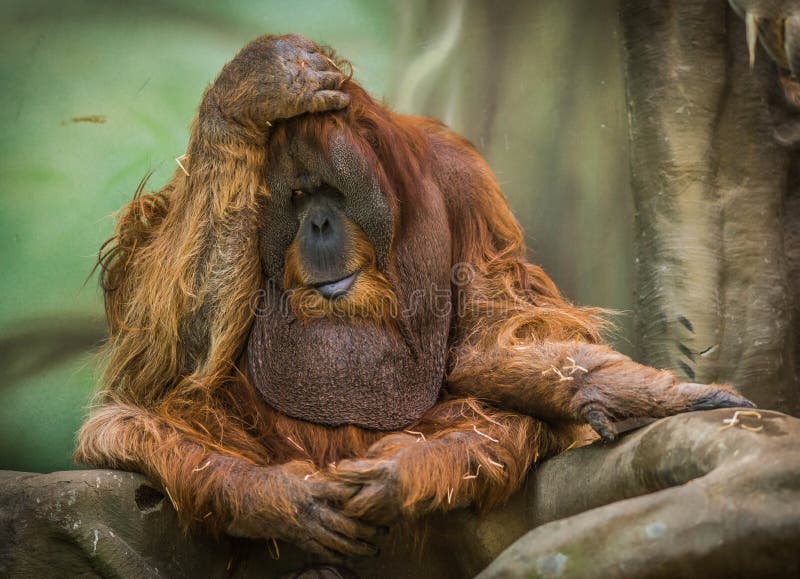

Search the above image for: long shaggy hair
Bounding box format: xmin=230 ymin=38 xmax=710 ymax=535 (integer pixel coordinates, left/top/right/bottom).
xmin=78 ymin=72 xmax=606 ymax=532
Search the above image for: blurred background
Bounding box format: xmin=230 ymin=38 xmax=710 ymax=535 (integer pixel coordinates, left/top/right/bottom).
xmin=0 ymin=0 xmax=631 ymax=471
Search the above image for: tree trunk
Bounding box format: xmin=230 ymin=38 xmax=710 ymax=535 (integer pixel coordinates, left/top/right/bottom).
xmin=621 ymin=0 xmax=799 ymax=415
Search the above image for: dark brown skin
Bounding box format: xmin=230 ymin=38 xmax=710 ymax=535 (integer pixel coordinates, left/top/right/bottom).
xmin=75 ymin=34 xmax=754 ymax=564
xmin=201 ymin=34 xmax=351 ymax=142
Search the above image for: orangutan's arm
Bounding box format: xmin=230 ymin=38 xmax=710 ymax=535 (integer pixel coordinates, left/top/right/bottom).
xmin=75 ymin=403 xmax=378 ymax=562
xmin=421 ymin=121 xmax=753 ymax=441
xmin=448 ymin=340 xmax=754 ymax=441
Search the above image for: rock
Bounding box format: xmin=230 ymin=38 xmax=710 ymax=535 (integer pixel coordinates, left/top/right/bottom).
xmin=2 ymin=409 xmax=799 ymax=578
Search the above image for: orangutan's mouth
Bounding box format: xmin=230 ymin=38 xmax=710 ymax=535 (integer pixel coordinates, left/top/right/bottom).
xmin=314 ymin=271 xmax=359 ymax=299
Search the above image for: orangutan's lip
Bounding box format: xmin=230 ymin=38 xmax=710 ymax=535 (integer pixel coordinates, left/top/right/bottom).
xmin=314 ymin=271 xmax=359 ymax=299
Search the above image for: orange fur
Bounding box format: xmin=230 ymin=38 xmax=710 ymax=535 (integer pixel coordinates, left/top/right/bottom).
xmin=76 ymin=35 xmax=750 ymax=557
xmin=282 ymin=219 xmax=399 ymax=326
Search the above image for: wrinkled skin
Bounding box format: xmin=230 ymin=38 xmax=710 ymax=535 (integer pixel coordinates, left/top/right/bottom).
xmin=226 ymin=462 xmax=381 ymax=562
xmin=200 ymin=34 xmax=350 ymax=142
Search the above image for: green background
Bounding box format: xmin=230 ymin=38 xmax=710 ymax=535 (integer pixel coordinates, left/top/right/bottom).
xmin=0 ymin=0 xmax=631 ymax=472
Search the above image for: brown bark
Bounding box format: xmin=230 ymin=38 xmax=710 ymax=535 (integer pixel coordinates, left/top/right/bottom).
xmin=621 ymin=0 xmax=800 ymax=414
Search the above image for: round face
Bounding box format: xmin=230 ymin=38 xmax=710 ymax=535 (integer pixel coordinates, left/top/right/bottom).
xmin=246 ymin=118 xmax=454 ymax=430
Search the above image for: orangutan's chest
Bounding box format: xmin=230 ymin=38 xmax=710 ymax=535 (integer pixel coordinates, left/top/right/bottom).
xmin=246 ymin=298 xmax=449 ymax=430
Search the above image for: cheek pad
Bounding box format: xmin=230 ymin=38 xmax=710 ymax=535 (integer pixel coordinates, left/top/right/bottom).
xmin=261 ymin=148 xmax=300 ymax=282
xmin=318 ymin=134 xmax=393 ymax=269
xmin=261 ymin=131 xmax=394 ymax=282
